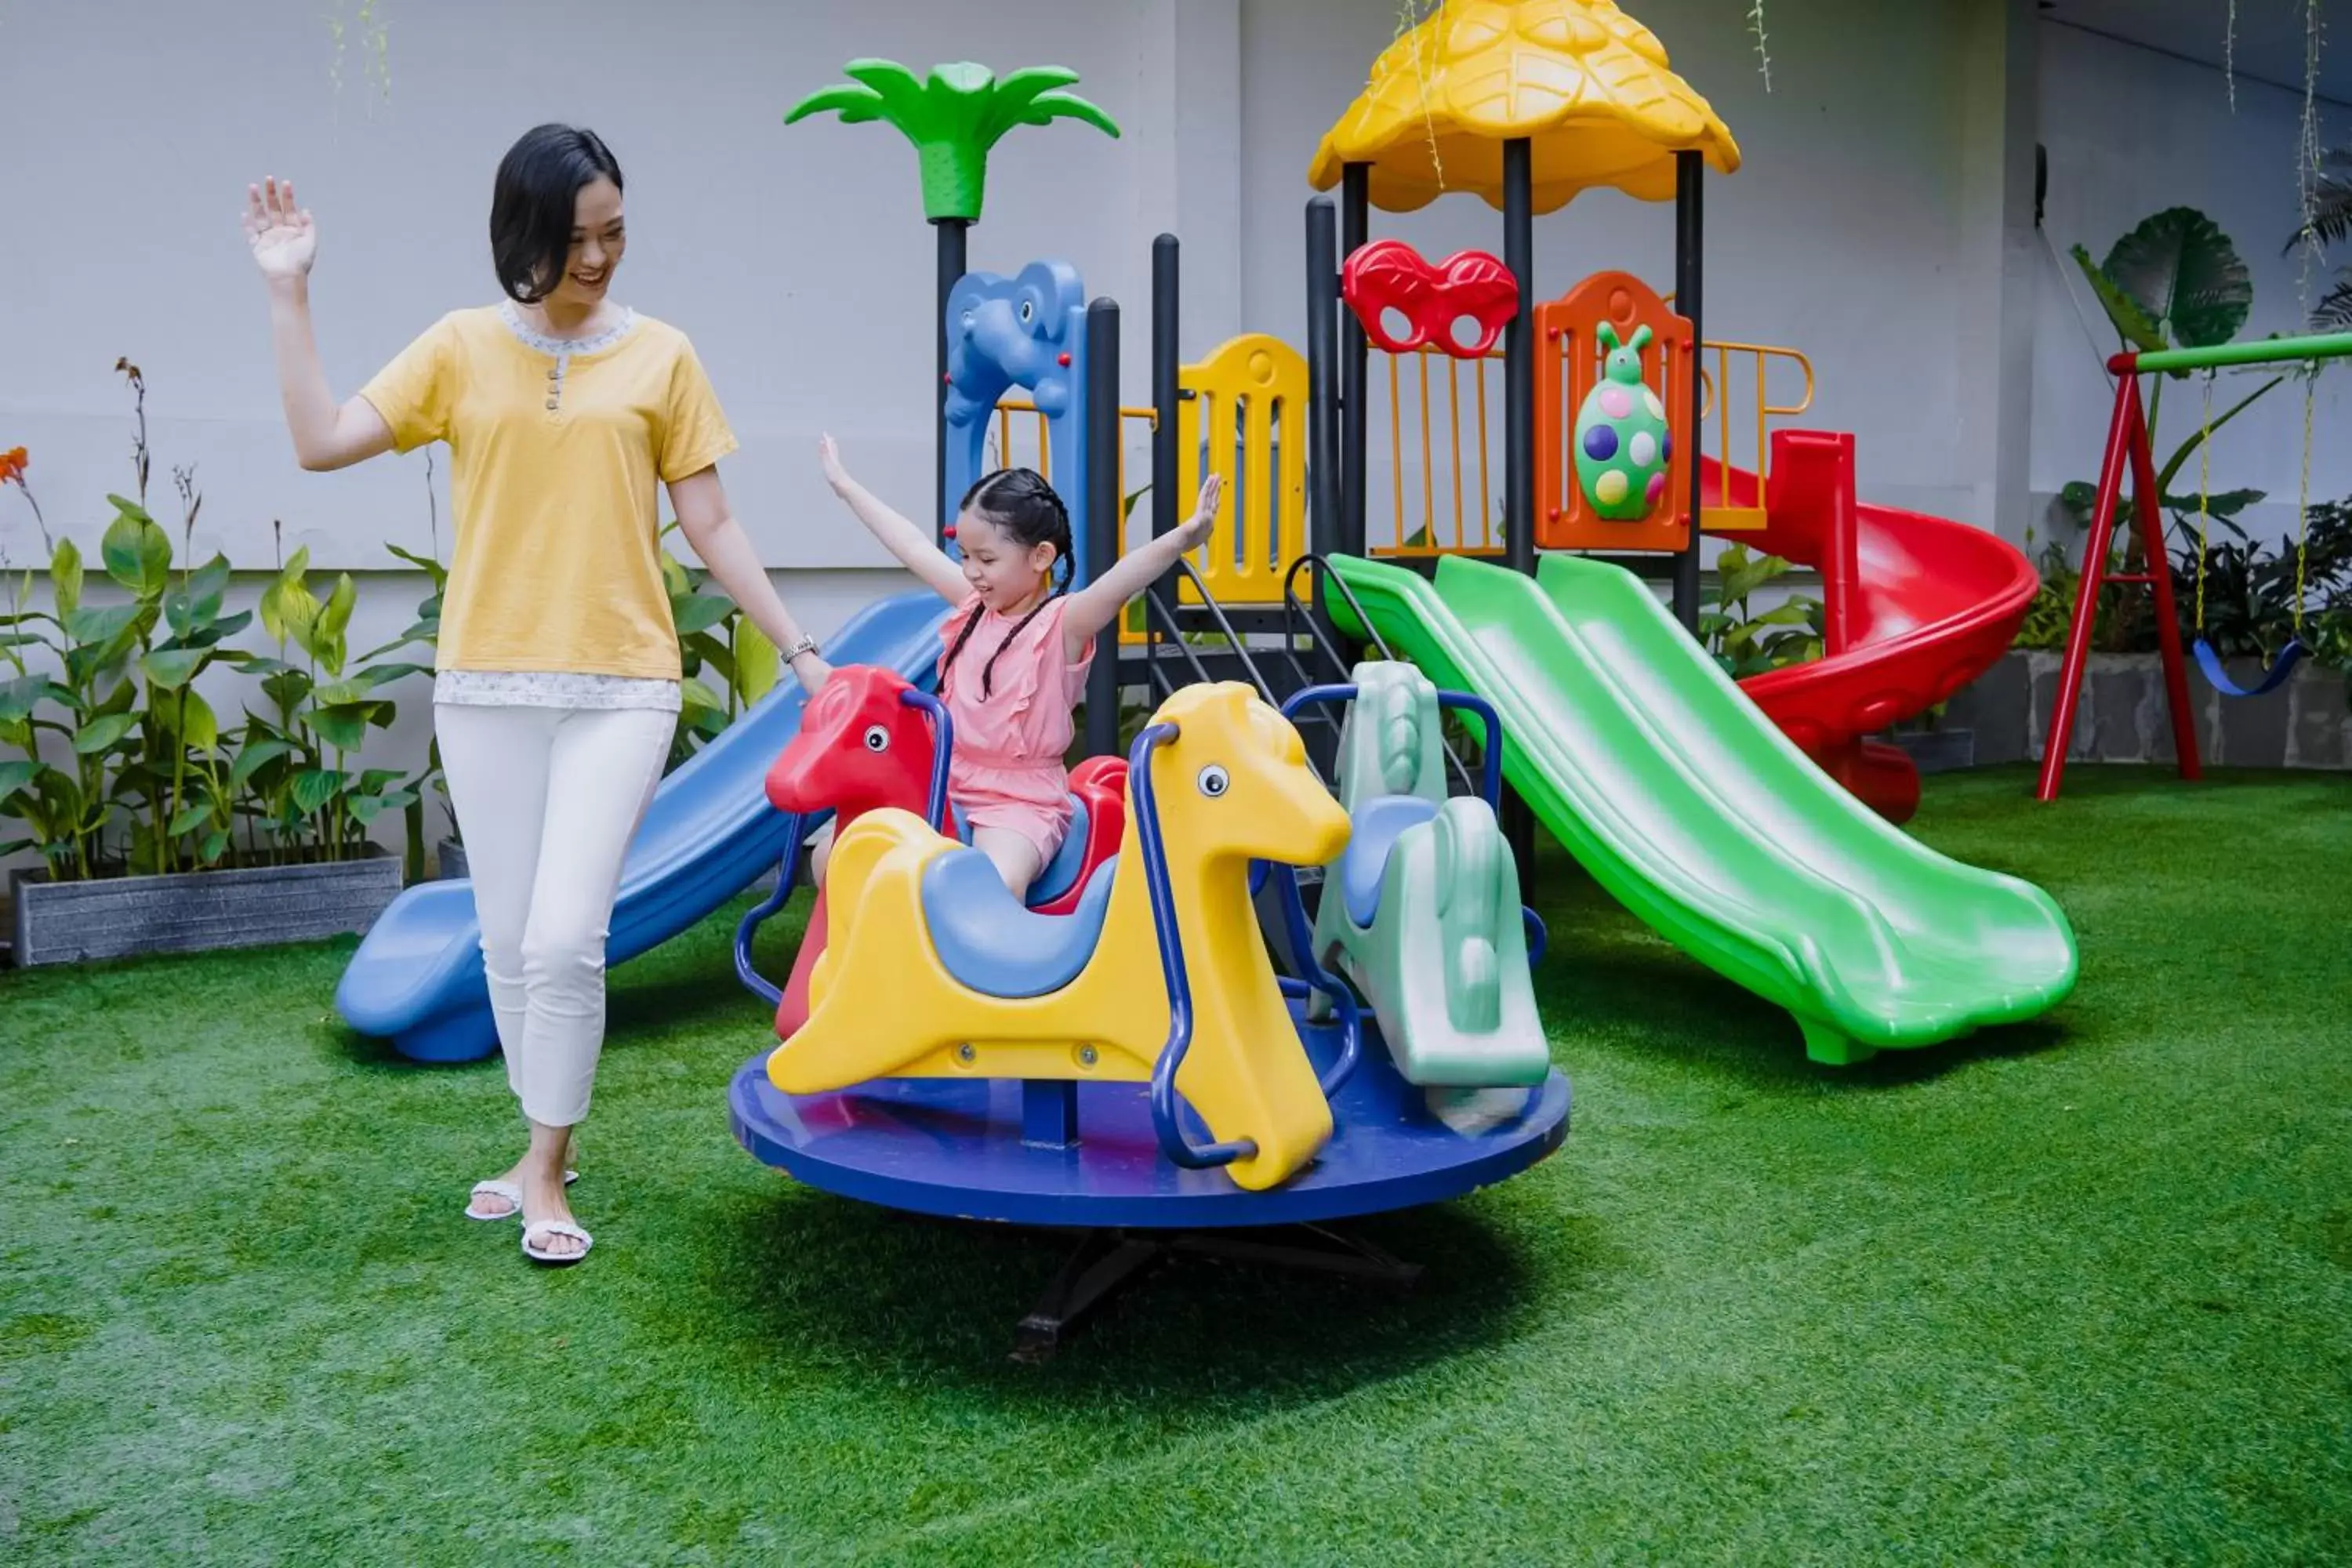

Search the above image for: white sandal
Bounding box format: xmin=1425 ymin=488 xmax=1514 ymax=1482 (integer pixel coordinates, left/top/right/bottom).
xmin=521 ymin=1217 xmax=593 ymax=1265
xmin=464 ymin=1167 xmax=579 ymax=1221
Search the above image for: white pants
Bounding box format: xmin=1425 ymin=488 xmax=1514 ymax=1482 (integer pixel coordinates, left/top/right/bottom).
xmin=434 ymin=702 xmax=673 ymax=1127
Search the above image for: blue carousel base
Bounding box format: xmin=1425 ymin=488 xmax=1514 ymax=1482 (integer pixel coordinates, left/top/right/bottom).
xmin=726 ymin=1004 xmax=1570 ymax=1230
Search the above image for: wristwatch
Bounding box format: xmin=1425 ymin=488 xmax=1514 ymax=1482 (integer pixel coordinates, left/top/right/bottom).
xmin=782 ymin=634 xmax=820 ymax=662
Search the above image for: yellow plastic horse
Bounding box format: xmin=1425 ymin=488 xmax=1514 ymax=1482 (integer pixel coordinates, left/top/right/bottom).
xmin=768 ymin=682 xmax=1352 ymax=1191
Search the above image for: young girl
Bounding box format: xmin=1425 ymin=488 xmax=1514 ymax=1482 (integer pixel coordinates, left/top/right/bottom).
xmin=816 ymin=434 xmax=1221 ymax=900
xmin=245 ymin=127 xmax=833 ymax=1265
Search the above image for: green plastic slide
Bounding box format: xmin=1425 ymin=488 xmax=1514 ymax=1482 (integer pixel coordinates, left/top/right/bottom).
xmin=1323 ymin=552 xmax=2078 ymax=1065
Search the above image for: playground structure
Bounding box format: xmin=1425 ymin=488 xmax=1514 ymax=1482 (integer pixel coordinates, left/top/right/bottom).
xmin=328 ymin=2 xmax=2080 ymax=1352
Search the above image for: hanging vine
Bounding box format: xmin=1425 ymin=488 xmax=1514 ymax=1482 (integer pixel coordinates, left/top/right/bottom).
xmin=2224 ymin=0 xmax=2238 ymax=111
xmin=1748 ymin=1 xmax=1772 ymax=93
xmin=326 ymin=0 xmax=392 ymax=107
xmin=2298 ymin=0 xmax=2326 ymax=315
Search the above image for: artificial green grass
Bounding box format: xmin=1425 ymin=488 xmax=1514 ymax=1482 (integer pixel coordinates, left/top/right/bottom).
xmin=2 ymin=764 xmax=2349 ymax=1563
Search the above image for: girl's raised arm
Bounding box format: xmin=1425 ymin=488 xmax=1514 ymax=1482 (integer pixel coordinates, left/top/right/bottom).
xmin=819 ymin=434 xmax=969 ymax=604
xmin=1060 ymin=473 xmax=1221 ymax=654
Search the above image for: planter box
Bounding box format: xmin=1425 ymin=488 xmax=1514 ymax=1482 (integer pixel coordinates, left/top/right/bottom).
xmin=8 ymin=851 xmax=405 ymax=968
xmin=1938 ymin=649 xmax=2352 ymax=770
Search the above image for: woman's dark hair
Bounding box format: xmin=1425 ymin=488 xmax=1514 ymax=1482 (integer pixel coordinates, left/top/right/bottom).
xmin=939 ymin=467 xmax=1075 ymax=699
xmin=490 ymin=123 xmax=623 ymax=304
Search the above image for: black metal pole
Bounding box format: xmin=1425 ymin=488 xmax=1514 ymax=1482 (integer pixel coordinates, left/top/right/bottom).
xmin=935 ymin=218 xmax=970 ymax=547
xmin=1152 ymin=234 xmax=1180 ymax=544
xmin=1083 ymin=297 xmax=1122 ymax=760
xmin=1503 ymin=137 xmax=1536 ymax=575
xmin=1501 ymin=136 xmax=1537 ymax=888
xmin=1673 ymin=150 xmax=1704 ymax=632
xmin=1341 ymin=162 xmax=1370 ymax=555
xmin=1305 ymin=198 xmax=1345 ymax=557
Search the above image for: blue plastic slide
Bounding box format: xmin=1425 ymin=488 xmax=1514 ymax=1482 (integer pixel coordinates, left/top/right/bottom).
xmin=334 ymin=590 xmax=953 ymax=1062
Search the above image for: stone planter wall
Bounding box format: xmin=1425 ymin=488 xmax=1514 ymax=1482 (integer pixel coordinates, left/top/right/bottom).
xmin=1941 ymin=650 xmax=2352 ymax=770
xmin=8 ymin=851 xmax=405 ymax=968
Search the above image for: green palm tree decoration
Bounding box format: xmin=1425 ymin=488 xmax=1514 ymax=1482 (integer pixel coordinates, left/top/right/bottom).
xmin=785 ymin=60 xmax=1120 ymax=224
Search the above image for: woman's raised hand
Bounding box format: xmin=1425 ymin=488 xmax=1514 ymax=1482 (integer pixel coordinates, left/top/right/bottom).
xmin=244 ymin=176 xmax=317 ymax=282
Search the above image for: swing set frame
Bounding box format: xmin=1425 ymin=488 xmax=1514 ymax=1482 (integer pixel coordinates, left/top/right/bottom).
xmin=2034 ymin=329 xmax=2352 ymax=802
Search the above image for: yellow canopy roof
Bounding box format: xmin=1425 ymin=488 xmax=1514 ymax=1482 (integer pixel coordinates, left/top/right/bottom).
xmin=1308 ymin=0 xmax=1740 ymax=213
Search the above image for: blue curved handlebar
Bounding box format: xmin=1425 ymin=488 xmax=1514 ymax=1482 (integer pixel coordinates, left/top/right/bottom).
xmin=735 ymin=684 xmax=956 ymax=1009
xmin=898 ymin=687 xmax=956 ymax=829
xmin=1134 ymin=723 xmax=1258 ymax=1171
xmin=732 ymin=813 xmax=806 ymax=1008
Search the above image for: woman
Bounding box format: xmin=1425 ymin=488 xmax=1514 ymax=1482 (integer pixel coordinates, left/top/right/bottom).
xmin=244 ymin=124 xmax=831 ymax=1265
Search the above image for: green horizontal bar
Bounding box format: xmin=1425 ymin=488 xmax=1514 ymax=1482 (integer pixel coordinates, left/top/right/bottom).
xmin=2131 ymin=331 xmax=2352 ymax=374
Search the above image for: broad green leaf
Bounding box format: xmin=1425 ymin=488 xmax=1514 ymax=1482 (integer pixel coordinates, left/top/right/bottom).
xmin=2101 ymin=206 xmax=2252 ymax=349
xmin=178 ymin=687 xmax=220 ymax=752
xmin=50 ymin=538 xmax=83 ymax=620
xmin=377 ymin=787 xmax=419 ymax=812
xmin=319 ymin=572 xmax=358 ymax=643
xmin=672 ymin=593 xmax=735 ymax=636
xmin=187 ymin=608 xmax=253 ymax=648
xmin=679 ymin=677 xmax=725 ymax=720
xmin=74 ymin=711 xmax=136 ymax=753
xmin=106 ymin=493 xmax=156 ymax=526
xmin=0 ymin=673 xmax=46 ymax=724
xmin=66 ymin=602 xmax=141 ymax=647
xmin=308 ymin=701 xmax=376 ymax=751
xmin=140 ymin=647 xmax=208 ymax=689
xmin=261 ymin=670 xmax=314 ymax=712
xmin=200 ymin=828 xmax=230 ymax=865
xmin=101 ymin=509 xmax=173 ymax=596
xmin=231 ymin=737 xmax=296 ymax=789
xmin=170 ymin=802 xmax=213 ymax=836
xmin=2071 ymin=244 xmax=2168 ymax=354
xmin=659 ymin=553 xmax=693 ymax=599
xmin=347 ymin=793 xmax=389 ymax=826
xmin=292 ymin=768 xmax=346 ymax=814
xmin=0 ymin=758 xmax=36 ymax=800
xmin=358 ymin=768 xmax=405 ymax=793
xmin=734 ymin=620 xmax=781 ymax=705
xmin=353 ymin=661 xmax=432 ymax=690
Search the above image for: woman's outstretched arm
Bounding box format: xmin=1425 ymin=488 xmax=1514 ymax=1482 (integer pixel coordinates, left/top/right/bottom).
xmin=670 ymin=466 xmax=833 ymax=695
xmin=818 ymin=434 xmax=969 ymax=604
xmin=244 ymin=177 xmax=394 ymax=472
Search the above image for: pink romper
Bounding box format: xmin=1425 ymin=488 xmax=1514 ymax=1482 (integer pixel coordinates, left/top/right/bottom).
xmin=937 ymin=593 xmax=1097 ymax=869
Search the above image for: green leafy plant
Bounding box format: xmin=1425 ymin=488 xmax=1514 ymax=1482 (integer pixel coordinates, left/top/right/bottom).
xmin=1700 ymin=543 xmax=1822 ymax=679
xmin=225 ymin=525 xmax=428 ymax=865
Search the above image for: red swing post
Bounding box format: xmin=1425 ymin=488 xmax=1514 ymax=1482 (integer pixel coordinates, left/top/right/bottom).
xmin=2034 ymin=354 xmax=2202 ymax=801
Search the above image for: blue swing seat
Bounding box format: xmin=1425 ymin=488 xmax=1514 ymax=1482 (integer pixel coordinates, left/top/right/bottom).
xmin=2192 ymin=636 xmax=2307 ymax=699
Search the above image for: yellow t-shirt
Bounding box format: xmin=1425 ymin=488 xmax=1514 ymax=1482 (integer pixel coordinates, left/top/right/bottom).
xmin=358 ymin=303 xmax=737 ymax=681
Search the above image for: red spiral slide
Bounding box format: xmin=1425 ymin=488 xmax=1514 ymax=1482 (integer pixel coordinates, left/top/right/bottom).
xmin=1710 ymin=430 xmax=2041 ymax=824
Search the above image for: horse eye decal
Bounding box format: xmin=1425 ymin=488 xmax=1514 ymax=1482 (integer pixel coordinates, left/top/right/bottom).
xmin=1018 ymin=299 xmax=1036 ymax=323
xmin=1196 ymin=764 xmax=1229 ymax=798
xmin=862 ymin=725 xmax=890 ymax=752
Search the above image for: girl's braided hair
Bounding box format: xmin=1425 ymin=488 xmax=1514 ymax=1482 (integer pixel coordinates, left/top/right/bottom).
xmin=939 ymin=467 xmax=1075 ymax=699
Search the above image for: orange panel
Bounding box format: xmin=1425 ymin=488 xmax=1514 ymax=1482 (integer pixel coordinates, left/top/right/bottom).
xmin=1534 ymin=272 xmax=1694 ymax=554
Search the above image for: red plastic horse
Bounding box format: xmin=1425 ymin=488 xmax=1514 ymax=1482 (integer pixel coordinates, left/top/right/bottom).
xmin=760 ymin=665 xmax=1127 ymax=1039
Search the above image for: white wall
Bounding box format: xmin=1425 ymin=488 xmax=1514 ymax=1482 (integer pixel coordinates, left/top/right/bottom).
xmin=2031 ymin=19 xmax=2352 ymax=550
